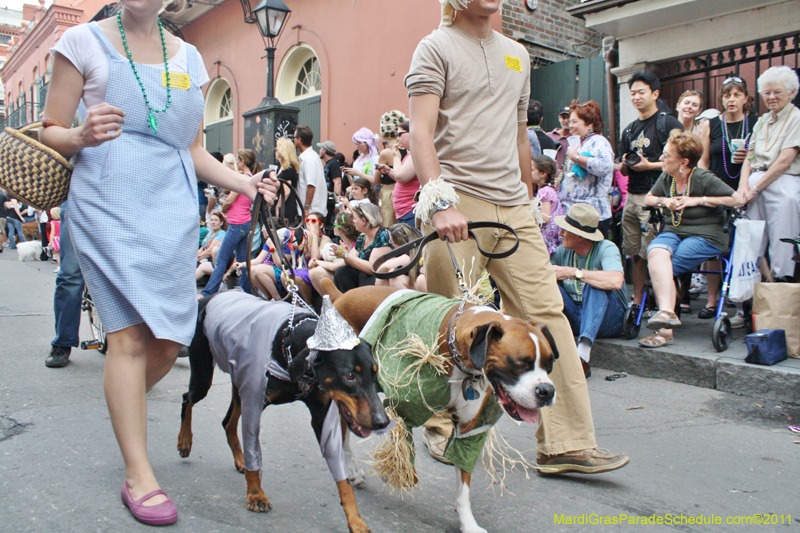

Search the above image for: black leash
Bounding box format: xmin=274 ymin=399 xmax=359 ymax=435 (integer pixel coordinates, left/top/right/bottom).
xmin=371 ymin=221 xmax=519 ymax=281
xmin=246 ymin=175 xmax=305 ymax=302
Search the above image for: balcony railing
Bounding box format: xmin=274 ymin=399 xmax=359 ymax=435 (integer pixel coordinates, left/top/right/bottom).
xmin=0 ymin=102 xmax=38 ymax=130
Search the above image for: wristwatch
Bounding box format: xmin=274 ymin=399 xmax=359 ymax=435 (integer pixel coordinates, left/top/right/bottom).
xmin=304 ymin=205 xmax=311 ymax=211
xmin=574 ymin=269 xmax=584 ymax=280
xmin=430 ymin=200 xmax=453 ymax=218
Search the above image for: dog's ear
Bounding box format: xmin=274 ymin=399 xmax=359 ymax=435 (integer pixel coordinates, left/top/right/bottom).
xmin=536 ymin=323 xmax=559 ymax=361
xmin=468 ymin=321 xmax=502 ymax=370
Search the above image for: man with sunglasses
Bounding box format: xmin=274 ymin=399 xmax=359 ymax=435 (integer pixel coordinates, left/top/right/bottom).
xmin=406 ymin=0 xmax=628 ymax=475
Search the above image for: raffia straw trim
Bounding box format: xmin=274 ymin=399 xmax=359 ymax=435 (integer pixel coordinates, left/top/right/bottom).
xmin=453 ymin=257 xmax=495 ymax=306
xmin=480 ymin=427 xmax=539 ymax=496
xmin=529 ymin=196 xmax=545 ymax=226
xmin=367 ymin=407 xmax=419 ymax=497
xmin=378 ymin=332 xmax=446 ymax=413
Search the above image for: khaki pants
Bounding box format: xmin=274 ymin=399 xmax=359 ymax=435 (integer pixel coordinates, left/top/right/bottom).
xmin=380 ymin=183 xmax=397 ymax=227
xmin=422 ymin=193 xmax=596 ymax=455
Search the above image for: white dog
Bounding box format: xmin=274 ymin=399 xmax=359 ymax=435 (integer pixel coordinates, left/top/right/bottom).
xmin=16 ymin=240 xmax=43 ymax=262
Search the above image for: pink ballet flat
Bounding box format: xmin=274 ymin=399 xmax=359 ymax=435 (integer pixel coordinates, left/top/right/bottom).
xmin=121 ymin=481 xmax=178 ymax=526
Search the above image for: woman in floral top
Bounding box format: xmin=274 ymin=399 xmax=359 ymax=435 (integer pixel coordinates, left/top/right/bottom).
xmin=334 ymin=203 xmax=393 ymax=292
xmin=559 ymin=100 xmax=615 ymax=236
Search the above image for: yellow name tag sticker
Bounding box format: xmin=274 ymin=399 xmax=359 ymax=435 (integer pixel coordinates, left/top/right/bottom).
xmin=505 ymin=55 xmax=522 ymax=72
xmin=163 ymin=72 xmax=191 ymax=90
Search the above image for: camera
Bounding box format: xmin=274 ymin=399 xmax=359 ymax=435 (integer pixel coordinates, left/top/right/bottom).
xmin=625 ymin=149 xmax=642 ymax=167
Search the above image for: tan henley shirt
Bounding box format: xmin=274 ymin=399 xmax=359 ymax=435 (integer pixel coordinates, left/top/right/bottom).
xmin=750 ymin=103 xmax=800 ymax=175
xmin=405 ymin=26 xmax=531 ymax=206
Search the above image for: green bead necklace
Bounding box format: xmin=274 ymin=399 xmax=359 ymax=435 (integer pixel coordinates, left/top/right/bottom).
xmin=117 ymin=12 xmax=171 ymax=134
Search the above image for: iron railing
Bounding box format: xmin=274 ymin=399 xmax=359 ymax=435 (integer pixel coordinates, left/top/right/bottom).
xmin=655 ymin=32 xmax=799 ymax=114
xmin=0 ymin=102 xmax=37 ymax=130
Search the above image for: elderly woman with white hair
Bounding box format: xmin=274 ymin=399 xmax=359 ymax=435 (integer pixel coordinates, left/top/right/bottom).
xmin=739 ymin=65 xmax=800 ymax=281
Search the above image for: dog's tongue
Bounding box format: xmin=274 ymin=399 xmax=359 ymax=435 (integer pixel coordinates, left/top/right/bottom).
xmin=515 ymin=406 xmax=540 ymax=424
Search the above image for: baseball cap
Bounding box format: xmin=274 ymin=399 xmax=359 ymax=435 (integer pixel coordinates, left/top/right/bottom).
xmin=317 ymin=140 xmax=336 ymax=154
xmin=558 ymin=107 xmax=570 ymax=116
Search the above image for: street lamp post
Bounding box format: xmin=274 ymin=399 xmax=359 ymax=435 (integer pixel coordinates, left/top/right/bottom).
xmin=251 ymin=0 xmax=291 ymax=107
xmin=240 ymin=0 xmax=298 ymax=167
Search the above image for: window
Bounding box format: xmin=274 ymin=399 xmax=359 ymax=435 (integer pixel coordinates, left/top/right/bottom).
xmin=203 ymin=78 xmax=233 ymax=125
xmin=294 ymin=57 xmax=321 ymax=97
xmin=276 ymin=44 xmax=322 ymax=103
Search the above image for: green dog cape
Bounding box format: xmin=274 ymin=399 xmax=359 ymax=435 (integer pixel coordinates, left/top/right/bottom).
xmin=360 ymin=290 xmax=503 ymax=473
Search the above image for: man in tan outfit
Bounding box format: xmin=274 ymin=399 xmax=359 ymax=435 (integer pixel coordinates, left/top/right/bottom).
xmin=406 ymin=0 xmax=629 ymax=474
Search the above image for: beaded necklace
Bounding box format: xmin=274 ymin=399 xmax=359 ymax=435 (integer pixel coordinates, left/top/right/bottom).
xmin=571 ymin=243 xmax=595 ymax=295
xmin=669 ymin=168 xmax=694 ymax=227
xmin=720 ymin=113 xmax=749 ymax=180
xmin=117 ymin=12 xmax=172 ymax=135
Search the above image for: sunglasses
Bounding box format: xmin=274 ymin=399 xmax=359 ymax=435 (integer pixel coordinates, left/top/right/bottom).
xmin=722 ymin=76 xmax=744 ymax=86
xmin=305 ymin=218 xmax=320 ymax=224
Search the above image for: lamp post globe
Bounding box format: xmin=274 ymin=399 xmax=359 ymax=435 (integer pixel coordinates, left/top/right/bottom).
xmin=252 ymin=0 xmax=290 ymax=39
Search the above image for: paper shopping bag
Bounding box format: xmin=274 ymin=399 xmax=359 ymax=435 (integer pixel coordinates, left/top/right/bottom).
xmin=753 ymin=283 xmax=800 ymax=358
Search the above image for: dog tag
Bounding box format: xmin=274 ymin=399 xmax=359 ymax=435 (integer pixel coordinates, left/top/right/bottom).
xmin=462 ymin=379 xmax=480 ymax=401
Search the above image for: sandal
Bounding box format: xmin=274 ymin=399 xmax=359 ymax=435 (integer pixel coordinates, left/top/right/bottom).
xmin=647 ymin=310 xmax=681 ymax=330
xmin=680 ymin=303 xmax=692 ymax=314
xmin=697 ymin=306 xmax=717 ymax=319
xmin=638 ymin=329 xmax=674 ymax=348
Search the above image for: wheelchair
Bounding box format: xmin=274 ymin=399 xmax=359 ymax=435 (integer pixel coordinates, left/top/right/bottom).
xmin=621 ymin=206 xmax=741 ymax=352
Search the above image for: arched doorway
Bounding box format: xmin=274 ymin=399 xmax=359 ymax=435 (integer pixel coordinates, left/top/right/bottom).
xmin=204 ymin=77 xmax=234 ymax=155
xmin=276 ymin=44 xmax=321 ymax=143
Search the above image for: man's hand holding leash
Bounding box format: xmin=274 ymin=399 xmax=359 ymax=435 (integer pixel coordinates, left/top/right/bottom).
xmin=432 ymin=207 xmax=470 ymax=243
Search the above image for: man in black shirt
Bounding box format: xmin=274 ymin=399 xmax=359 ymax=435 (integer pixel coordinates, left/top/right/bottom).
xmin=528 ymin=99 xmax=559 ymax=153
xmin=618 ymin=71 xmax=683 ymax=305
xmin=317 ymin=140 xmax=342 ymax=195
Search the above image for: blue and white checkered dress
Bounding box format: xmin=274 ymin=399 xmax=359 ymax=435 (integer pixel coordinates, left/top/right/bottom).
xmin=65 ymin=24 xmax=204 ymax=345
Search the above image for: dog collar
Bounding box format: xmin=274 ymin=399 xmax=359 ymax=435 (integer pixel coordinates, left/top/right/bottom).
xmin=446 ymin=304 xmax=482 ymax=378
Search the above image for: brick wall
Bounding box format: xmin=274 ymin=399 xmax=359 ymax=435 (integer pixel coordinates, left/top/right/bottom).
xmin=502 ymin=0 xmax=602 ymax=67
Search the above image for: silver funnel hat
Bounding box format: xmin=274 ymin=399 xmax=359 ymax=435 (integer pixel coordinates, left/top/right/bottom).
xmin=307 ymin=295 xmax=360 ymax=351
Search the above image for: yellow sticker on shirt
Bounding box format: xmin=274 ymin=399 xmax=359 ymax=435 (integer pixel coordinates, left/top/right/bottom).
xmin=163 ymin=72 xmax=191 ymax=90
xmin=505 ymin=55 xmax=522 ymax=72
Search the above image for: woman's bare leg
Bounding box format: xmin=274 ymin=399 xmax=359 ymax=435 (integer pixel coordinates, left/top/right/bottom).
xmin=647 ymin=248 xmax=676 ymax=312
xmin=104 ymin=323 xmax=180 ymax=506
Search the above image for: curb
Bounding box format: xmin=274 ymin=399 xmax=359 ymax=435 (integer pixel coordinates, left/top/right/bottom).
xmin=591 ymin=337 xmax=800 ymax=405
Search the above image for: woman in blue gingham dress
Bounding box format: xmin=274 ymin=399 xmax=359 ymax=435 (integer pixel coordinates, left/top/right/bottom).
xmin=39 ymin=0 xmax=279 ymax=522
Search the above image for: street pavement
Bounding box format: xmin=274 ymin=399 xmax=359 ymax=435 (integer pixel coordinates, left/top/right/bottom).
xmin=1 ymin=248 xmax=799 ymax=533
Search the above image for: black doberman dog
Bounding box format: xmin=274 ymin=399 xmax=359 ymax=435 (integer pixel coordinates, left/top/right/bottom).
xmin=177 ymin=293 xmax=388 ymax=533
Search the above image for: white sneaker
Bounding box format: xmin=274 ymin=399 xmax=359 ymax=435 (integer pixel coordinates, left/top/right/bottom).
xmin=729 ymin=314 xmax=745 ymax=329
xmin=53 ymin=267 xmax=60 ymax=274
xmin=689 ymin=276 xmax=707 ymax=296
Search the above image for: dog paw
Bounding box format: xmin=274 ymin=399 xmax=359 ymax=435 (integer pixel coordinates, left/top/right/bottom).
xmin=246 ymin=494 xmax=272 ymax=513
xmin=347 ymin=464 xmax=366 ymax=487
xmin=348 ymin=517 xmax=371 ymax=533
xmin=177 ymin=434 xmax=192 ymax=458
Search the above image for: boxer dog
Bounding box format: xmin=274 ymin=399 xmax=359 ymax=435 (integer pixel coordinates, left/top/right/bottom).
xmin=321 ymin=280 xmax=558 ymax=533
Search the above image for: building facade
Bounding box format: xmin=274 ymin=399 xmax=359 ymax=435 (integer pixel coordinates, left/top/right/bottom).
xmin=2 ymin=0 xmax=599 ymax=165
xmin=570 ymin=0 xmax=800 ymax=127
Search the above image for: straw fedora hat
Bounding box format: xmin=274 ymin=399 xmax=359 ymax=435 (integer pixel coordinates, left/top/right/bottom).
xmin=554 ymin=203 xmax=604 ymax=242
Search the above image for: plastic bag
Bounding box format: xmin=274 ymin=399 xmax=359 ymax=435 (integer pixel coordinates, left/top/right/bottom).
xmin=728 ymin=218 xmax=765 ymax=302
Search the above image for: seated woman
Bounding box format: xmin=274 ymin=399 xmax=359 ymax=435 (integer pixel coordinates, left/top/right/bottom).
xmin=240 ymin=213 xmax=330 ymax=303
xmin=639 ymin=130 xmax=741 ymax=348
xmin=334 ymin=203 xmax=393 ymax=292
xmin=739 ymin=66 xmax=800 ymax=282
xmin=375 ymin=223 xmax=426 ymax=292
xmin=195 ymin=212 xmax=227 ymax=281
xmin=308 ymin=211 xmax=360 ymax=294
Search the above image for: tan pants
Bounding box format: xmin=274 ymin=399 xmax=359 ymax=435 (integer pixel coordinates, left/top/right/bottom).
xmin=380 ymin=183 xmax=397 ymax=227
xmin=422 ymin=193 xmax=596 ymax=455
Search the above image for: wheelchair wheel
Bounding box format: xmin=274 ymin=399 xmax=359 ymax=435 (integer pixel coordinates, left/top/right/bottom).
xmin=622 ymin=305 xmax=641 ymax=340
xmin=81 ymin=287 xmax=107 ymax=354
xmin=712 ymin=316 xmax=732 ymax=352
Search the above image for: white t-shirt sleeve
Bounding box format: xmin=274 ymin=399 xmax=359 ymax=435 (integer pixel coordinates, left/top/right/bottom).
xmin=51 ymin=24 xmax=109 ymax=110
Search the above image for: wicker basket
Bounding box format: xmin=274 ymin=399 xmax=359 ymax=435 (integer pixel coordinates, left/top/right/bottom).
xmin=0 ymin=122 xmax=73 ymax=210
